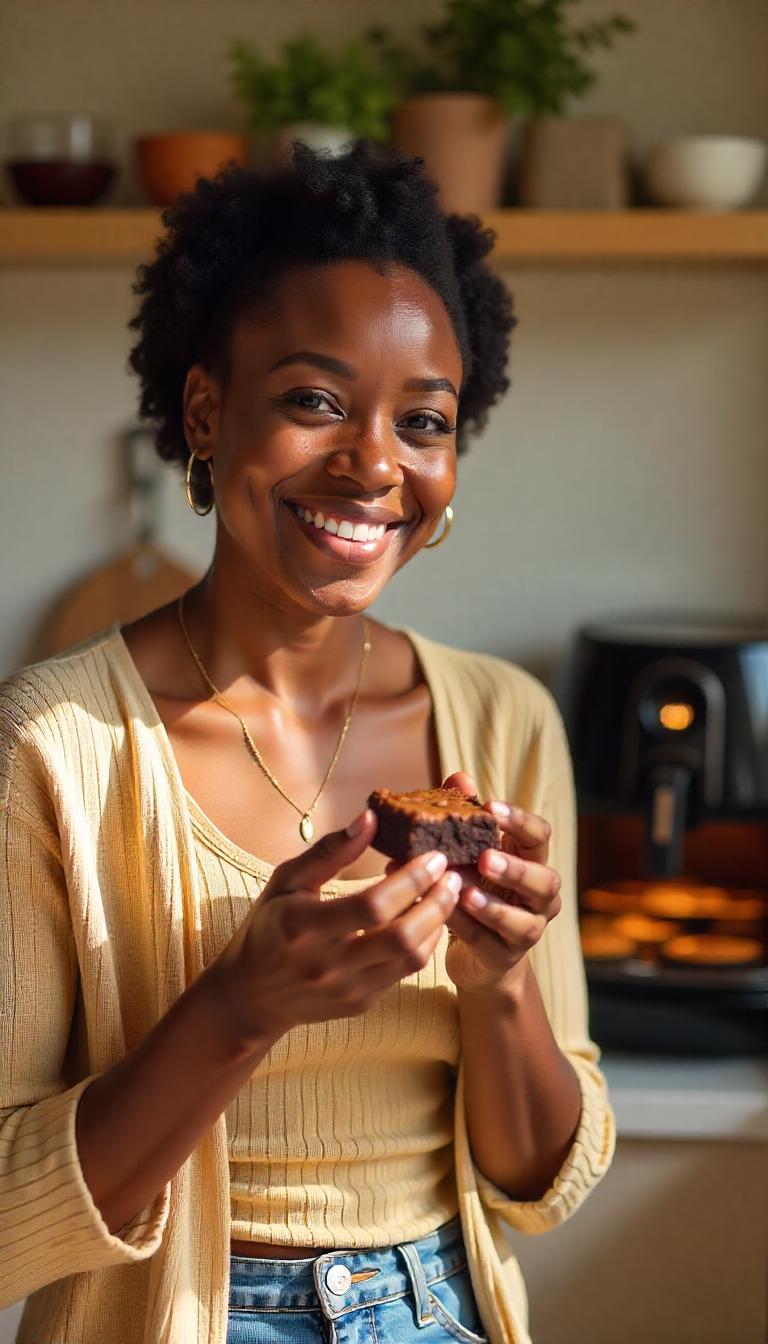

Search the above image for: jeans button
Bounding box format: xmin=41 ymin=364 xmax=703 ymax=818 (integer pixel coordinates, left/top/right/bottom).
xmin=325 ymin=1264 xmax=352 ymax=1296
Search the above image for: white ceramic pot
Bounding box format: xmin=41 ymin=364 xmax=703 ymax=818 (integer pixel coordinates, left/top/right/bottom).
xmin=644 ymin=135 xmax=767 ymax=210
xmin=274 ymin=122 xmax=355 ymax=163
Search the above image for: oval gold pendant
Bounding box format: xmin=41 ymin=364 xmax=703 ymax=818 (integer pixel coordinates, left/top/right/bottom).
xmin=299 ymin=814 xmax=314 ymax=844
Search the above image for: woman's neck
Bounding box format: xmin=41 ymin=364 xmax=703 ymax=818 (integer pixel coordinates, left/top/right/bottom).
xmin=181 ymin=567 xmax=369 ymax=719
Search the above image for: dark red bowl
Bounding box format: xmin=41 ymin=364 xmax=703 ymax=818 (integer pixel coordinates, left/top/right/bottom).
xmin=6 ymin=159 xmax=117 ymax=206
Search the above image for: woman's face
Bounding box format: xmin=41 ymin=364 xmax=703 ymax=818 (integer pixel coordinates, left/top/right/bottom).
xmin=183 ymin=259 xmax=462 ymax=619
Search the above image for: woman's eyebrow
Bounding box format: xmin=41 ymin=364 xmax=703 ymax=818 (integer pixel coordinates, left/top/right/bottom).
xmin=268 ymin=350 xmax=357 ymax=379
xmin=268 ymin=350 xmax=458 ymax=400
xmin=403 ymin=376 xmax=458 ymax=399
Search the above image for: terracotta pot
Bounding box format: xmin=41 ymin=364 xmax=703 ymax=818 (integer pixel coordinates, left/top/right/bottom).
xmin=274 ymin=122 xmax=355 ymax=163
xmin=135 ymin=132 xmax=250 ymax=206
xmin=393 ymin=94 xmax=508 ymax=213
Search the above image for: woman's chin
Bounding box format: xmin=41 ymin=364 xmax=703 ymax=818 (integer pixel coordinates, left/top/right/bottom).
xmin=295 ymin=574 xmax=387 ymax=619
xmin=276 ymin=524 xmax=410 ymax=615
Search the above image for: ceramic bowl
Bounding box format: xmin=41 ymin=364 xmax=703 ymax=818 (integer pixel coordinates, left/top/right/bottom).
xmin=645 ymin=135 xmax=767 ymax=209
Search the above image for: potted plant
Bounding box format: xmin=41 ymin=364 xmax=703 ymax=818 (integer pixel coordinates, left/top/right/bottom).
xmin=368 ymin=0 xmax=635 ymax=212
xmin=228 ymin=33 xmax=399 ymax=161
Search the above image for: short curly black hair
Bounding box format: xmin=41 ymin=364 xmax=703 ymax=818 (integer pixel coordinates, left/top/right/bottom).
xmin=128 ymin=139 xmax=516 ymax=509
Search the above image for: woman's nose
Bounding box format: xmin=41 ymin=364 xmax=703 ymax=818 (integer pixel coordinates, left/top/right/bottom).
xmin=324 ymin=430 xmax=405 ymax=492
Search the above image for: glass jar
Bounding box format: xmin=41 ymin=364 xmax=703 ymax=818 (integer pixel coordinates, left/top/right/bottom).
xmin=5 ymin=114 xmax=117 ymax=206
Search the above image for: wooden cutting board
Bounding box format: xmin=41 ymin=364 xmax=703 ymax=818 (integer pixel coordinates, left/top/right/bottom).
xmin=45 ymin=544 xmax=199 ymax=655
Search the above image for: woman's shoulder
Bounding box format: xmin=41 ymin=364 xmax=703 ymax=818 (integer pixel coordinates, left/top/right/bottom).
xmin=0 ymin=626 xmax=127 ymax=757
xmin=405 ymin=627 xmax=560 ymax=722
xmin=404 ymin=628 xmax=571 ymax=796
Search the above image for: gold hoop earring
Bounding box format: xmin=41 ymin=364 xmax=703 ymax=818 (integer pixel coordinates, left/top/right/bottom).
xmin=425 ymin=505 xmax=454 ymax=550
xmin=184 ymin=452 xmax=214 ymax=516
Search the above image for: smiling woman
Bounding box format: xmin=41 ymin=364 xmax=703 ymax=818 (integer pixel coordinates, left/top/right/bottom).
xmin=189 ymin=258 xmax=464 ymax=602
xmin=0 ymin=141 xmax=614 ymax=1344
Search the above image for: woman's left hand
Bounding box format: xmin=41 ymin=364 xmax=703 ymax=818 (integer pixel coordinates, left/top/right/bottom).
xmin=441 ymin=771 xmax=562 ymax=995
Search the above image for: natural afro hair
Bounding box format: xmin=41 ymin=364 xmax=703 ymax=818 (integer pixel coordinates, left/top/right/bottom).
xmin=128 ymin=139 xmax=516 ymax=508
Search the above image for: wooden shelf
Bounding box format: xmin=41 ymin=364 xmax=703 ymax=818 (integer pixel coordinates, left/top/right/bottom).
xmin=485 ymin=209 xmax=768 ymax=262
xmin=2 ymin=207 xmax=768 ymax=264
xmin=0 ymin=209 xmax=162 ymax=264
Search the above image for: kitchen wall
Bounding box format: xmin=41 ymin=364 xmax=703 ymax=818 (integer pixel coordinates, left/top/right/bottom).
xmin=1 ymin=0 xmax=768 ymax=682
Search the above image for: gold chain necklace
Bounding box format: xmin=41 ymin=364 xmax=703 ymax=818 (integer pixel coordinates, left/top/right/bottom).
xmin=177 ymin=595 xmax=371 ymax=843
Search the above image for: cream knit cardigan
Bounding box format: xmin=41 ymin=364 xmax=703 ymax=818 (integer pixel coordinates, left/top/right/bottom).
xmin=0 ymin=627 xmax=615 ymax=1344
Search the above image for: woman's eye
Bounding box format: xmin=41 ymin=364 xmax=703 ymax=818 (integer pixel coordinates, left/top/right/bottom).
xmin=281 ymin=392 xmax=454 ymax=437
xmin=403 ymin=411 xmax=455 ymax=437
xmin=284 ymin=390 xmax=340 ymax=415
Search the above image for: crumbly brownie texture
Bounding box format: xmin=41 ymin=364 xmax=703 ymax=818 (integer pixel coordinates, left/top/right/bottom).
xmin=367 ymin=787 xmax=500 ymax=865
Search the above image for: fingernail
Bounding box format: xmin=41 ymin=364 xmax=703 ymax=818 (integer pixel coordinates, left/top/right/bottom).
xmin=466 ymin=888 xmax=488 ymax=909
xmin=425 ymin=851 xmax=448 ymax=877
xmin=484 ymin=851 xmax=505 ymax=875
xmin=489 ymin=801 xmax=511 ymax=820
xmin=345 ymin=810 xmax=370 ymax=837
xmin=438 ymin=872 xmax=462 ymax=909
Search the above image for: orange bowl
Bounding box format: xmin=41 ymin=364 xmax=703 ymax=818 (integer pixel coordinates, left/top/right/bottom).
xmin=135 ymin=132 xmax=250 ymax=206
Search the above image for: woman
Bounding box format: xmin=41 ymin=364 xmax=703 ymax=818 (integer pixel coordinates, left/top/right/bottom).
xmin=0 ymin=142 xmax=614 ymax=1344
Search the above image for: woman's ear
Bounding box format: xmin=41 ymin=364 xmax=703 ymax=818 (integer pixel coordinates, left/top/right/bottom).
xmin=182 ymin=363 xmax=221 ymax=460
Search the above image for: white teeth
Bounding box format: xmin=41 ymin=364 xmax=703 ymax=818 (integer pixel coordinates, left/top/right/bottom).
xmin=293 ymin=504 xmax=388 ymax=542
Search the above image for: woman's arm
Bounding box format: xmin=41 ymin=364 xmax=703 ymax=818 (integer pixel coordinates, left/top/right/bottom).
xmin=0 ymin=790 xmax=275 ymax=1302
xmin=0 ymin=802 xmax=183 ymax=1304
xmin=446 ymin=691 xmax=615 ymax=1228
xmin=74 ymin=963 xmax=277 ymax=1234
xmin=456 ymin=962 xmax=582 ymax=1200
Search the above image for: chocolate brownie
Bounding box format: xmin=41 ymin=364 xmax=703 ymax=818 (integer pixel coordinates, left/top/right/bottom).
xmin=367 ymin=787 xmax=500 ymax=865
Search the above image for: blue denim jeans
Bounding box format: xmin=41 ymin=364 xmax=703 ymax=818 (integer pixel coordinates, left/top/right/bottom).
xmin=227 ymin=1214 xmax=488 ymax=1343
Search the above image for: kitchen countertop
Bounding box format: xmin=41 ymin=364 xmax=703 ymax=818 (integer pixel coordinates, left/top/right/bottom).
xmin=601 ymin=1051 xmax=768 ymax=1141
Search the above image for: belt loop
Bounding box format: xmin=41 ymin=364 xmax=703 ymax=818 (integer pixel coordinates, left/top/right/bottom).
xmin=398 ymin=1241 xmax=436 ymax=1327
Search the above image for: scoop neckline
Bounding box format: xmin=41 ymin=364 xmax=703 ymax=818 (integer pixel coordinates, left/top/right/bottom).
xmin=108 ymin=622 xmax=449 ymax=892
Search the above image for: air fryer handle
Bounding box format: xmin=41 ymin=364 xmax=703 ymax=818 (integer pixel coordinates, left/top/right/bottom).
xmin=645 ymin=765 xmax=692 ymax=877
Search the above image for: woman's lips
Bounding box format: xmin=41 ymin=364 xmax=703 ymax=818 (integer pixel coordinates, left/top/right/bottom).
xmin=284 ymin=502 xmax=400 ymax=565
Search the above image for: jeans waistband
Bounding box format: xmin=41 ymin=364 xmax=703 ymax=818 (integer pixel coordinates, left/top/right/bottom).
xmin=228 ymin=1214 xmax=467 ymax=1323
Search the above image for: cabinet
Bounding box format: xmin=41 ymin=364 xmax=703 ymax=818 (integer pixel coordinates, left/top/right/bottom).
xmin=518 ymin=1055 xmax=768 ymax=1344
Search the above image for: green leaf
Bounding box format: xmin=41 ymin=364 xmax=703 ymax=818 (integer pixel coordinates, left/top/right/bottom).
xmin=375 ymin=0 xmax=636 ymax=117
xmin=228 ymin=2 xmax=636 ymax=133
xmin=227 ymin=31 xmax=401 ymax=138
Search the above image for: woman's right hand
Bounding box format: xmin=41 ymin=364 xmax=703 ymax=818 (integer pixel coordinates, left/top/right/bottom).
xmin=209 ymin=809 xmax=461 ymax=1047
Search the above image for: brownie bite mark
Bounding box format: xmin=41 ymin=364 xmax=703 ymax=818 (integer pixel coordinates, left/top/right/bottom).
xmin=368 ymin=787 xmax=500 ymax=865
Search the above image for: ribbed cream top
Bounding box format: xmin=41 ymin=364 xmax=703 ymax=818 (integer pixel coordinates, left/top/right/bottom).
xmin=190 ymin=798 xmax=461 ymax=1246
xmin=0 ymin=626 xmax=615 ymax=1344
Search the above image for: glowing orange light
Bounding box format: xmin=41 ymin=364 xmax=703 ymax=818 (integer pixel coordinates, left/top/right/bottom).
xmin=659 ymin=702 xmax=695 ymax=731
